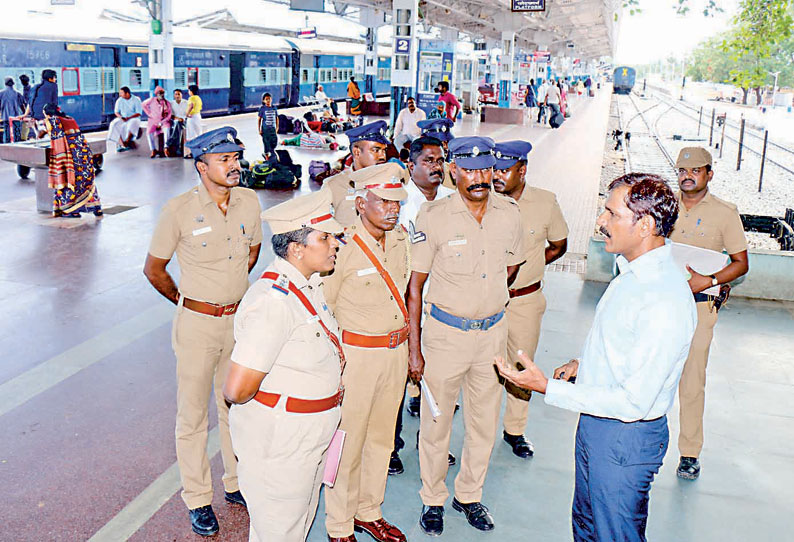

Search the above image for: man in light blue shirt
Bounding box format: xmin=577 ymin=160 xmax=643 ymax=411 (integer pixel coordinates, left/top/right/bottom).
xmin=497 ymin=173 xmax=696 ymax=542
xmin=107 ymin=86 xmax=143 ymax=151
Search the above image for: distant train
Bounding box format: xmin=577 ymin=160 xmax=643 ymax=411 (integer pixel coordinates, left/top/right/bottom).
xmin=0 ymin=19 xmax=393 ymax=131
xmin=613 ymin=66 xmax=636 ymax=95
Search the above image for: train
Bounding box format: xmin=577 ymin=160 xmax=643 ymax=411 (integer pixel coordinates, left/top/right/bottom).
xmin=613 ymin=66 xmax=636 ymax=95
xmin=0 ymin=17 xmax=393 ymax=131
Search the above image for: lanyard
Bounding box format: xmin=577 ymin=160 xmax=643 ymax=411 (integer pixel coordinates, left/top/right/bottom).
xmin=351 ymin=233 xmax=409 ymax=325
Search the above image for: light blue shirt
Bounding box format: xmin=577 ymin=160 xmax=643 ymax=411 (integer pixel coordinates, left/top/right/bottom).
xmin=545 ymin=241 xmax=696 ymax=422
xmin=114 ymin=95 xmax=142 ymax=118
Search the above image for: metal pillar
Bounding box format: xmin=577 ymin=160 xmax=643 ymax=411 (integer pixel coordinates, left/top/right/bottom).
xmin=147 ymin=0 xmax=174 ymax=96
xmin=498 ymin=31 xmax=515 ymax=108
xmin=360 ymin=8 xmax=383 ymax=96
xmin=390 ymin=0 xmax=418 ymax=128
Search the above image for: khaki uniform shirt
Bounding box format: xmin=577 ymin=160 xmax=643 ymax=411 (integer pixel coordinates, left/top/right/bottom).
xmin=231 ymin=257 xmax=341 ymax=398
xmin=322 ymin=169 xmax=358 ymax=228
xmin=512 ymin=186 xmax=569 ymax=288
xmin=669 ymin=191 xmax=747 ymax=254
xmin=411 ymin=191 xmax=524 ymax=319
xmin=149 ymin=183 xmax=263 ymax=304
xmin=324 ymin=218 xmax=409 ymax=335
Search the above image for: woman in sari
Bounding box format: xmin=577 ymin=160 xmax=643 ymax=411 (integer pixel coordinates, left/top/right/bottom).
xmin=347 ymin=77 xmax=361 ymax=118
xmin=142 ymin=86 xmax=172 ymax=158
xmin=43 ymin=104 xmax=102 ymax=218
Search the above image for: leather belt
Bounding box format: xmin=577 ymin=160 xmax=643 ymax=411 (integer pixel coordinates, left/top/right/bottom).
xmin=429 ymin=304 xmax=504 ymax=332
xmin=342 ymin=325 xmax=409 ymax=349
xmin=693 ymin=293 xmax=713 ymax=303
xmin=253 ymin=388 xmax=344 ymax=414
xmin=182 ymin=296 xmax=240 ymax=317
xmin=509 ymin=281 xmax=542 ymax=298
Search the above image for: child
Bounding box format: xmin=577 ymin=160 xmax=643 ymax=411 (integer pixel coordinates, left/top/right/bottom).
xmin=427 ymin=101 xmax=446 ymax=119
xmin=258 ymin=93 xmax=279 ymax=160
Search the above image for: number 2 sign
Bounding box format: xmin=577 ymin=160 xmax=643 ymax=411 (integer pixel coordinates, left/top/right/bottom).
xmin=394 ymin=38 xmax=411 ymax=54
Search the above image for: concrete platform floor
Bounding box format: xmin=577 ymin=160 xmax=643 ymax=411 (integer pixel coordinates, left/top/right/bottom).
xmin=1 ymin=91 xmax=792 ymax=541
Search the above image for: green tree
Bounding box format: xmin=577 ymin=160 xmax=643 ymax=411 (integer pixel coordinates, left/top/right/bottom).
xmin=722 ymin=0 xmax=793 ymax=104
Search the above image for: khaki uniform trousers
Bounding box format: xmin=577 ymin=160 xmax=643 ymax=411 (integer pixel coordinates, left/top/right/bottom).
xmin=231 ymin=403 xmax=340 ymax=542
xmin=503 ymin=290 xmax=547 ymax=435
xmin=325 ymin=343 xmax=408 ymax=537
xmin=172 ymin=303 xmax=239 ymax=509
xmin=419 ymin=316 xmax=507 ymax=505
xmin=678 ymin=300 xmax=719 ymax=458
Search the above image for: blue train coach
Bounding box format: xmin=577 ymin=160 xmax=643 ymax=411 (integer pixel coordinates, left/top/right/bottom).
xmin=613 ymin=66 xmax=636 ymax=95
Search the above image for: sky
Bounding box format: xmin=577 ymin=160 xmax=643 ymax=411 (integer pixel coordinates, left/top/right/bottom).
xmin=614 ymin=0 xmax=738 ymax=65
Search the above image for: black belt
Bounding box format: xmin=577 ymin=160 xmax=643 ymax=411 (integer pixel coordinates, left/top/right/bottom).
xmin=693 ymin=293 xmax=713 ymax=303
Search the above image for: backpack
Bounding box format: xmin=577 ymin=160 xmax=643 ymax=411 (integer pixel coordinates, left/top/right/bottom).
xmin=251 ymin=162 xmax=300 ymax=189
xmin=549 ymin=111 xmax=564 ymax=129
xmin=277 ymin=114 xmax=294 ymax=134
xmin=309 ymin=160 xmax=331 ymax=181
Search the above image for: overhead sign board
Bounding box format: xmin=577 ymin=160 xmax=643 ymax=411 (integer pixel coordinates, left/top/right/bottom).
xmin=511 ymin=0 xmax=545 ymax=12
xmin=533 ymin=50 xmax=551 ymax=62
xmin=51 ymin=0 xmax=76 ymax=5
xmin=394 ymin=37 xmax=411 ymax=55
xmin=290 ymin=0 xmax=324 ymax=13
xmin=297 ymin=27 xmax=317 ymax=39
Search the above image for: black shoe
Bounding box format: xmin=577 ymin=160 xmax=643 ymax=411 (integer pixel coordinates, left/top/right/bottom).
xmin=448 ymin=452 xmax=456 ymax=466
xmin=503 ymin=431 xmax=535 ymax=458
xmin=451 ymin=498 xmax=494 ymax=531
xmin=407 ymin=396 xmax=420 ymax=417
xmin=225 ymin=490 xmax=246 ymax=507
xmin=388 ymin=451 xmax=404 ymax=476
xmin=419 ymin=505 xmax=444 ymax=536
xmin=677 ymin=456 xmax=701 ymax=480
xmin=189 ymin=505 xmax=219 ymax=537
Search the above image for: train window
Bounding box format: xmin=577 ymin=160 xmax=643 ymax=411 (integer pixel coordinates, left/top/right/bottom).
xmin=332 ymin=68 xmax=338 ymax=82
xmin=61 ymin=68 xmax=79 ymax=95
xmin=174 ymin=69 xmax=187 ymax=88
xmin=270 ymin=68 xmax=279 ymax=84
xmin=319 ymin=70 xmax=326 ymax=83
xmin=103 ymin=69 xmax=117 ymax=92
xmin=129 ymin=69 xmax=143 ymax=90
xmin=81 ymin=68 xmax=100 ymax=93
xmin=301 ymin=69 xmax=309 ymax=84
xmin=259 ymin=69 xmax=267 ymax=84
xmin=199 ymin=69 xmax=210 ymax=88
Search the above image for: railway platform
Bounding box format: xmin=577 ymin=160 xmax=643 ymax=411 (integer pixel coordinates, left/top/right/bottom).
xmin=1 ymin=87 xmax=793 ymax=542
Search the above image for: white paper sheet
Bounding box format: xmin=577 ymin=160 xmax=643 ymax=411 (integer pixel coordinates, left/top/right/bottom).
xmin=421 ymin=381 xmax=442 ymax=419
xmin=671 ymin=242 xmax=730 ymax=296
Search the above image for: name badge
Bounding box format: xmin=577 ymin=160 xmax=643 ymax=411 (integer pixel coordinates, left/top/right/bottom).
xmin=357 ymin=267 xmax=378 ymax=277
xmin=192 ymin=226 xmax=212 ymax=236
xmin=307 ymin=315 xmax=320 ymax=323
xmin=345 ymin=195 xmax=357 ymax=200
xmin=448 ymin=239 xmax=467 ymax=246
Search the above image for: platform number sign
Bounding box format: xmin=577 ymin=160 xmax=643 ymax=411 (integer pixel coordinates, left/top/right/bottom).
xmin=511 ymin=0 xmax=544 ymax=12
xmin=395 ymin=38 xmax=411 ymax=55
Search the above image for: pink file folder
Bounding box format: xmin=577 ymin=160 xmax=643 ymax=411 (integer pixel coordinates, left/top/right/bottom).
xmin=323 ymin=429 xmax=346 ymax=487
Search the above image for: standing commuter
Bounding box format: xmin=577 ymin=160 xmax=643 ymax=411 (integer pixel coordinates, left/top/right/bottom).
xmin=492 ymin=140 xmax=568 ymax=458
xmin=168 ymin=89 xmax=189 ymax=157
xmin=535 ymin=79 xmax=548 ymax=124
xmin=0 ymin=77 xmax=25 ymax=143
xmin=143 ymin=127 xmax=262 ymax=537
xmin=669 ymin=147 xmax=749 ymax=480
xmin=323 ymin=162 xmax=410 ymax=542
xmin=409 ymin=136 xmax=524 ymax=536
xmin=18 ymin=74 xmax=32 ymax=140
xmin=545 ymin=81 xmax=561 ymax=121
xmin=28 ymin=69 xmax=58 ymax=137
xmin=107 ymin=86 xmax=142 ymax=152
xmin=524 ymin=79 xmax=537 ymax=119
xmin=258 ymin=92 xmax=279 ymax=161
xmin=497 ymin=173 xmax=697 ymax=542
xmin=348 ymin=77 xmax=362 ymax=119
xmin=436 ymin=81 xmax=461 ymax=124
xmin=389 ymin=136 xmax=455 ymax=476
xmin=223 ymin=190 xmax=344 ymax=542
xmin=323 ymin=120 xmax=389 ymax=227
xmin=184 ymin=85 xmax=204 ymax=156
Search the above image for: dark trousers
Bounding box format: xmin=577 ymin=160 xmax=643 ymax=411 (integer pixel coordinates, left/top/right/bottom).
xmin=572 ymin=414 xmax=668 ymax=542
xmin=393 ymin=380 xmax=407 ymax=452
xmin=261 ymin=126 xmax=278 ymax=157
xmin=537 ymin=104 xmax=546 ymax=123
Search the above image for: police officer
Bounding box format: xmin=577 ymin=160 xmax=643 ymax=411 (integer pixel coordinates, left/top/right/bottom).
xmin=416 ymin=118 xmax=455 ymax=190
xmin=144 ymin=127 xmax=262 ymax=536
xmin=223 ymin=190 xmax=344 ymax=542
xmin=492 ymin=140 xmax=569 ymax=459
xmin=669 ymin=147 xmax=749 ymax=480
xmin=323 ymin=120 xmax=389 ymax=227
xmin=389 ymin=136 xmax=455 ymax=476
xmin=323 ymin=162 xmax=409 ymax=542
xmin=408 ymin=136 xmax=524 ymax=535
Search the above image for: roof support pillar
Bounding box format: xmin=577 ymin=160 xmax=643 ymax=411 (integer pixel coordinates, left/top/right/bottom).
xmin=359 ymin=7 xmax=384 ymax=95
xmin=389 ymin=0 xmax=418 ymax=127
xmin=498 ymin=31 xmax=514 ymax=108
xmin=147 ymin=0 xmax=175 ymax=96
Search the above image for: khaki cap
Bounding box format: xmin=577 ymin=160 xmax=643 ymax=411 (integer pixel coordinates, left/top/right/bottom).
xmin=676 ymin=147 xmax=712 ymax=168
xmin=350 ymin=162 xmax=409 ymax=201
xmin=261 ymin=190 xmax=344 ymax=235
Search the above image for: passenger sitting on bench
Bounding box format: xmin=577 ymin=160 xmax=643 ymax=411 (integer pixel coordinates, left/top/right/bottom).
xmin=107 ymin=86 xmax=142 ymax=152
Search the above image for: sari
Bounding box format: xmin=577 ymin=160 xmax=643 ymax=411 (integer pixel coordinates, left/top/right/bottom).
xmin=46 ymin=115 xmax=101 ymax=215
xmin=347 ymin=82 xmax=362 ymax=116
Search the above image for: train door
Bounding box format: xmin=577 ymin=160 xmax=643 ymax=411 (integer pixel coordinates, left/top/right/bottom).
xmin=187 ymin=67 xmax=198 ymax=87
xmin=289 ymin=50 xmax=301 ymax=107
xmin=229 ymin=52 xmax=244 ymax=112
xmin=99 ymin=46 xmax=119 ymax=124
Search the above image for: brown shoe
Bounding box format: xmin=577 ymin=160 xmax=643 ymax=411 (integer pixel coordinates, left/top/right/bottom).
xmin=354 ymin=518 xmax=406 ymax=542
xmin=327 ymin=535 xmax=357 ymax=542
xmin=150 ymin=151 xmax=157 ymax=158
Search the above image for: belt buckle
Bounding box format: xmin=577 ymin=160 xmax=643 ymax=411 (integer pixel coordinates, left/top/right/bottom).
xmin=388 ymin=330 xmax=400 ymax=349
xmin=336 ymin=386 xmax=345 ymax=406
xmin=223 ymin=304 xmax=236 ymax=315
xmin=469 ymin=320 xmax=482 ymax=330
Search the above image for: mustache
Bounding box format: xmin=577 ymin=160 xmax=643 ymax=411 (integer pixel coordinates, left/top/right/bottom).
xmin=227 ymin=169 xmax=240 ymax=177
xmin=599 ymin=226 xmax=610 ymax=238
xmin=385 ymin=214 xmax=399 ymax=221
xmin=467 ymin=183 xmax=491 ymax=192
xmin=429 ymin=169 xmax=443 ymax=178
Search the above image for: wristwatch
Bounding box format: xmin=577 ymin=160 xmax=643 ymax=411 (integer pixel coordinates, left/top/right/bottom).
xmin=709 ymin=274 xmax=719 ymax=287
